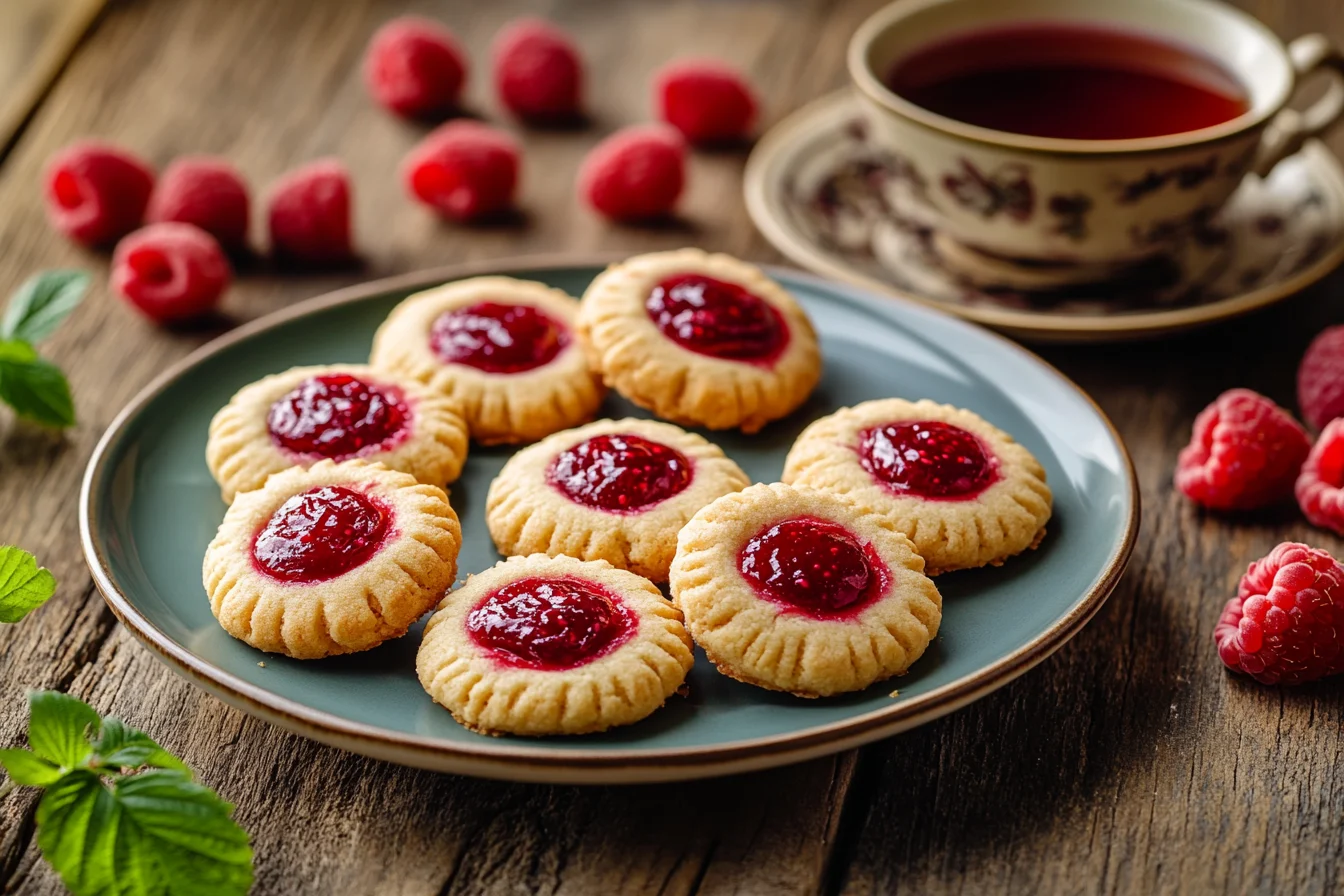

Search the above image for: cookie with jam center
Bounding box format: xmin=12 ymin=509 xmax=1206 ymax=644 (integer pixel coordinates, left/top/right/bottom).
xmin=207 ymin=363 xmax=469 ymax=502
xmin=203 ymin=459 xmax=461 ymax=659
xmin=670 ymin=482 xmax=941 ymax=697
xmin=417 ymin=554 xmax=694 ymax=736
xmin=576 ymin=249 xmax=822 ymax=433
xmin=370 ymin=276 xmax=605 ymax=444
xmin=486 ymin=417 xmax=750 ymax=581
xmin=783 ymin=398 xmax=1052 ymax=573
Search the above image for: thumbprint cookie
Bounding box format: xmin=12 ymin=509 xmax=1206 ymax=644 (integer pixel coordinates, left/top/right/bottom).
xmin=486 ymin=417 xmax=750 ymax=581
xmin=203 ymin=459 xmax=461 ymax=659
xmin=370 ymin=276 xmax=605 ymax=444
xmin=206 ymin=364 xmax=469 ymax=502
xmin=783 ymin=398 xmax=1052 ymax=574
xmin=670 ymin=482 xmax=941 ymax=697
xmin=417 ymin=554 xmax=695 ymax=736
xmin=576 ymin=249 xmax=821 ymax=433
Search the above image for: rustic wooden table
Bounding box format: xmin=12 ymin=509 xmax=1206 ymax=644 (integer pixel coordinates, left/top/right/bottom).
xmin=2 ymin=0 xmax=1343 ymax=893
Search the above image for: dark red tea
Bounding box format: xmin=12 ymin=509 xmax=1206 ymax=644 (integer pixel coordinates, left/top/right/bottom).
xmin=884 ymin=23 xmax=1250 ymax=140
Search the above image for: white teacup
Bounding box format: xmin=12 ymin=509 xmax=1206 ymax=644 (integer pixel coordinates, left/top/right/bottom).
xmin=848 ymin=0 xmax=1344 ymax=271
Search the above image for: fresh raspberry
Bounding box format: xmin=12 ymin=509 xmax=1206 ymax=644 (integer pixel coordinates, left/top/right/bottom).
xmin=43 ymin=141 xmax=155 ymax=247
xmin=146 ymin=156 xmax=250 ymax=250
xmin=1298 ymin=325 xmax=1344 ymax=430
xmin=1296 ymin=418 xmax=1344 ymax=533
xmin=363 ymin=16 xmax=467 ymax=119
xmin=493 ymin=18 xmax=584 ymax=123
xmin=1174 ymin=388 xmax=1311 ymax=510
xmin=578 ymin=124 xmax=686 ymax=221
xmin=1215 ymin=542 xmax=1344 ymax=685
xmin=111 ymin=223 xmax=231 ymax=323
xmin=402 ymin=121 xmax=520 ymax=222
xmin=266 ymin=159 xmax=353 ymax=265
xmin=654 ymin=60 xmax=758 ymax=145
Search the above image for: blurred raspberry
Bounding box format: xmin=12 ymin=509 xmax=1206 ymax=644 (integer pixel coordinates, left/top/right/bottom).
xmin=146 ymin=156 xmax=250 ymax=250
xmin=578 ymin=124 xmax=685 ymax=221
xmin=112 ymin=223 xmax=231 ymax=323
xmin=43 ymin=141 xmax=155 ymax=247
xmin=654 ymin=60 xmax=757 ymax=144
xmin=493 ymin=18 xmax=583 ymax=123
xmin=1298 ymin=325 xmax=1344 ymax=430
xmin=1174 ymin=388 xmax=1311 ymax=510
xmin=1215 ymin=542 xmax=1344 ymax=685
xmin=266 ymin=159 xmax=353 ymax=265
xmin=402 ymin=121 xmax=520 ymax=222
xmin=1297 ymin=418 xmax=1344 ymax=534
xmin=364 ymin=16 xmax=467 ymax=119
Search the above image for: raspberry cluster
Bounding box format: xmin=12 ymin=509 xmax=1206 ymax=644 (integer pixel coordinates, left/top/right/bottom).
xmin=365 ymin=15 xmax=757 ymax=224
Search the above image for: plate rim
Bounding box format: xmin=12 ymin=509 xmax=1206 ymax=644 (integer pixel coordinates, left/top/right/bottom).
xmin=79 ymin=253 xmax=1140 ymax=783
xmin=744 ymin=89 xmax=1344 ymax=342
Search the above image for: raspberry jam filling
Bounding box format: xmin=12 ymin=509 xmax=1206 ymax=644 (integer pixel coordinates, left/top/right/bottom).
xmin=251 ymin=486 xmax=391 ymax=584
xmin=429 ymin=301 xmax=569 ymax=373
xmin=738 ymin=517 xmax=889 ymax=618
xmin=267 ymin=374 xmax=410 ymax=460
xmin=645 ymin=273 xmax=788 ymax=364
xmin=467 ymin=576 xmax=635 ymax=670
xmin=859 ymin=420 xmax=999 ymax=500
xmin=548 ymin=433 xmax=693 ymax=513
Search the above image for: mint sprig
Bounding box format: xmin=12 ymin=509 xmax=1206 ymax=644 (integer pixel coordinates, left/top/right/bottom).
xmin=0 ymin=546 xmax=57 ymax=623
xmin=0 ymin=270 xmax=87 ymax=428
xmin=0 ymin=691 xmax=254 ymax=896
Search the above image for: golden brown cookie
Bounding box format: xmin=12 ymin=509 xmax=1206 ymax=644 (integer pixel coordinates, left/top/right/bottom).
xmin=782 ymin=398 xmax=1052 ymax=574
xmin=576 ymin=249 xmax=822 ymax=433
xmin=417 ymin=554 xmax=694 ymax=736
xmin=369 ymin=276 xmax=605 ymax=444
xmin=202 ymin=459 xmax=460 ymax=659
xmin=486 ymin=417 xmax=750 ymax=582
xmin=670 ymin=482 xmax=941 ymax=697
xmin=206 ymin=364 xmax=469 ymax=502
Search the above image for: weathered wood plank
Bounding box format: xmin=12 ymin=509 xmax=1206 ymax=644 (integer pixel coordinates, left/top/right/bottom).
xmin=0 ymin=0 xmax=107 ymax=157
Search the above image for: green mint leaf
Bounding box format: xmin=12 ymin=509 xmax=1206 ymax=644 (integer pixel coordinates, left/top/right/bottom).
xmin=0 ymin=339 xmax=75 ymax=428
xmin=26 ymin=691 xmax=97 ymax=769
xmin=0 ymin=545 xmax=57 ymax=623
xmin=93 ymin=718 xmax=189 ymax=774
xmin=2 ymin=270 xmax=89 ymax=343
xmin=0 ymin=748 xmax=62 ymax=786
xmin=37 ymin=769 xmax=254 ymax=896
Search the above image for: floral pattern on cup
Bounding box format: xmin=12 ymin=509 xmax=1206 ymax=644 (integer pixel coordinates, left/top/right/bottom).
xmin=942 ymin=159 xmax=1034 ymax=221
xmin=1113 ymin=156 xmax=1220 ymax=204
xmin=782 ymin=116 xmax=1341 ymax=316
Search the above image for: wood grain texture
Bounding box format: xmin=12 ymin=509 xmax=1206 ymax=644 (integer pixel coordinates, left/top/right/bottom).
xmin=0 ymin=0 xmax=106 ymax=158
xmin=0 ymin=0 xmax=1342 ymax=894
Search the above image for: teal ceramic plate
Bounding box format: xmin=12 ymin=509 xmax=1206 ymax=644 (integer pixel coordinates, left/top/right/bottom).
xmin=81 ymin=257 xmax=1138 ymax=784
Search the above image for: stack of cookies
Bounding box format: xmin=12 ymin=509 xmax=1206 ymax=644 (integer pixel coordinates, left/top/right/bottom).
xmin=201 ymin=248 xmax=1052 ymax=737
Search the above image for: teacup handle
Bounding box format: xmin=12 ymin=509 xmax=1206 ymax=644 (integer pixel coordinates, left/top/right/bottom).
xmin=1254 ymin=34 xmax=1344 ymax=176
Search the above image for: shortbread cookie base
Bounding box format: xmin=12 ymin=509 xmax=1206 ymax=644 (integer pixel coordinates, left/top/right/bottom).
xmin=369 ymin=276 xmax=605 ymax=445
xmin=486 ymin=417 xmax=750 ymax=581
xmin=783 ymin=398 xmax=1053 ymax=574
xmin=670 ymin=482 xmax=942 ymax=697
xmin=417 ymin=554 xmax=694 ymax=736
xmin=576 ymin=249 xmax=822 ymax=433
xmin=206 ymin=364 xmax=469 ymax=503
xmin=202 ymin=459 xmax=461 ymax=659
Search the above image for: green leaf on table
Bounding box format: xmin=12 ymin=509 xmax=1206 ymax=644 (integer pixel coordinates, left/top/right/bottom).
xmin=37 ymin=769 xmax=254 ymax=896
xmin=2 ymin=270 xmax=90 ymax=344
xmin=1 ymin=691 xmax=254 ymax=896
xmin=27 ymin=691 xmax=98 ymax=769
xmin=0 ymin=545 xmax=57 ymax=623
xmin=93 ymin=718 xmax=189 ymax=774
xmin=0 ymin=339 xmax=75 ymax=428
xmin=0 ymin=748 xmax=62 ymax=786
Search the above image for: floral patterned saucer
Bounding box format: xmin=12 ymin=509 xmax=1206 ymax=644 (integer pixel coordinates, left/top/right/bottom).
xmin=745 ymin=91 xmax=1344 ymax=342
